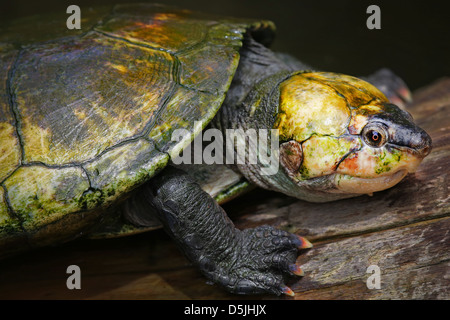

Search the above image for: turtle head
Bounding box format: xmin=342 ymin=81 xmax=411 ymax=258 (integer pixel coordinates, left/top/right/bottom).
xmin=274 ymin=72 xmax=432 ymax=200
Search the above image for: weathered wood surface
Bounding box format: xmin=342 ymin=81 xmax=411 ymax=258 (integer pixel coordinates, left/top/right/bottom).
xmin=0 ymin=78 xmax=449 ymax=300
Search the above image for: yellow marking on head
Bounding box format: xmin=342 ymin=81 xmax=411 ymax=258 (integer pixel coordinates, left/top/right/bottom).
xmin=299 ymin=135 xmax=361 ymax=179
xmin=276 ymin=73 xmax=351 ymax=142
xmin=306 ymin=72 xmax=388 ymax=107
xmin=348 ymin=104 xmax=385 ymax=134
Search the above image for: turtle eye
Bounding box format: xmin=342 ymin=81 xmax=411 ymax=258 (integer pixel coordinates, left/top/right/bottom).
xmin=362 ymin=124 xmax=388 ymax=148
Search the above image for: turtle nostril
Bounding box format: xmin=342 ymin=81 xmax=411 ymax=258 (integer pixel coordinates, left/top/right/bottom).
xmin=417 ymin=131 xmax=432 ymax=157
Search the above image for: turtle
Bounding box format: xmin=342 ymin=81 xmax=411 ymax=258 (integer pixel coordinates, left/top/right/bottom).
xmin=0 ymin=3 xmax=432 ymax=296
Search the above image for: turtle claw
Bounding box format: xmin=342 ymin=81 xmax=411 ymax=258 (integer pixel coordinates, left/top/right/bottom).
xmin=281 ymin=285 xmax=295 ymax=297
xmin=201 ymin=226 xmax=310 ymax=296
xmin=288 ymin=264 xmax=305 ymax=276
xmin=295 ymin=235 xmax=313 ymax=249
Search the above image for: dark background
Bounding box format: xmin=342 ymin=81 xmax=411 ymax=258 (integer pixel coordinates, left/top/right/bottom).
xmin=1 ymin=0 xmax=449 ymax=91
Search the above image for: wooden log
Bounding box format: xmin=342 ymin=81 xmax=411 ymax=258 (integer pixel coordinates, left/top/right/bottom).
xmin=0 ymin=78 xmax=448 ymax=300
xmin=294 ymin=217 xmax=450 ymax=299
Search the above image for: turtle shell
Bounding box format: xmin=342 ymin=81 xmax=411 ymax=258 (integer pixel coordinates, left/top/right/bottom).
xmin=0 ymin=3 xmax=275 ymax=255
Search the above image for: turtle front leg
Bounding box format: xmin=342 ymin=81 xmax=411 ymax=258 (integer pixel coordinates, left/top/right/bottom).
xmin=142 ymin=166 xmax=311 ymax=296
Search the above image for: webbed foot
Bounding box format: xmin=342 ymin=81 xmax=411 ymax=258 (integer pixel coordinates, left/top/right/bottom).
xmin=147 ymin=166 xmax=312 ymax=297
xmin=203 ymin=225 xmax=312 ymax=296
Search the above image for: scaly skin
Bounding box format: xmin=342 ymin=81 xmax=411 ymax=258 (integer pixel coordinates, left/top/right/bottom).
xmin=143 ymin=166 xmax=311 ymax=296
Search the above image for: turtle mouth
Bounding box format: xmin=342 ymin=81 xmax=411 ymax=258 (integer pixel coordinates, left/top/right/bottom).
xmin=332 ymin=169 xmax=408 ymax=195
